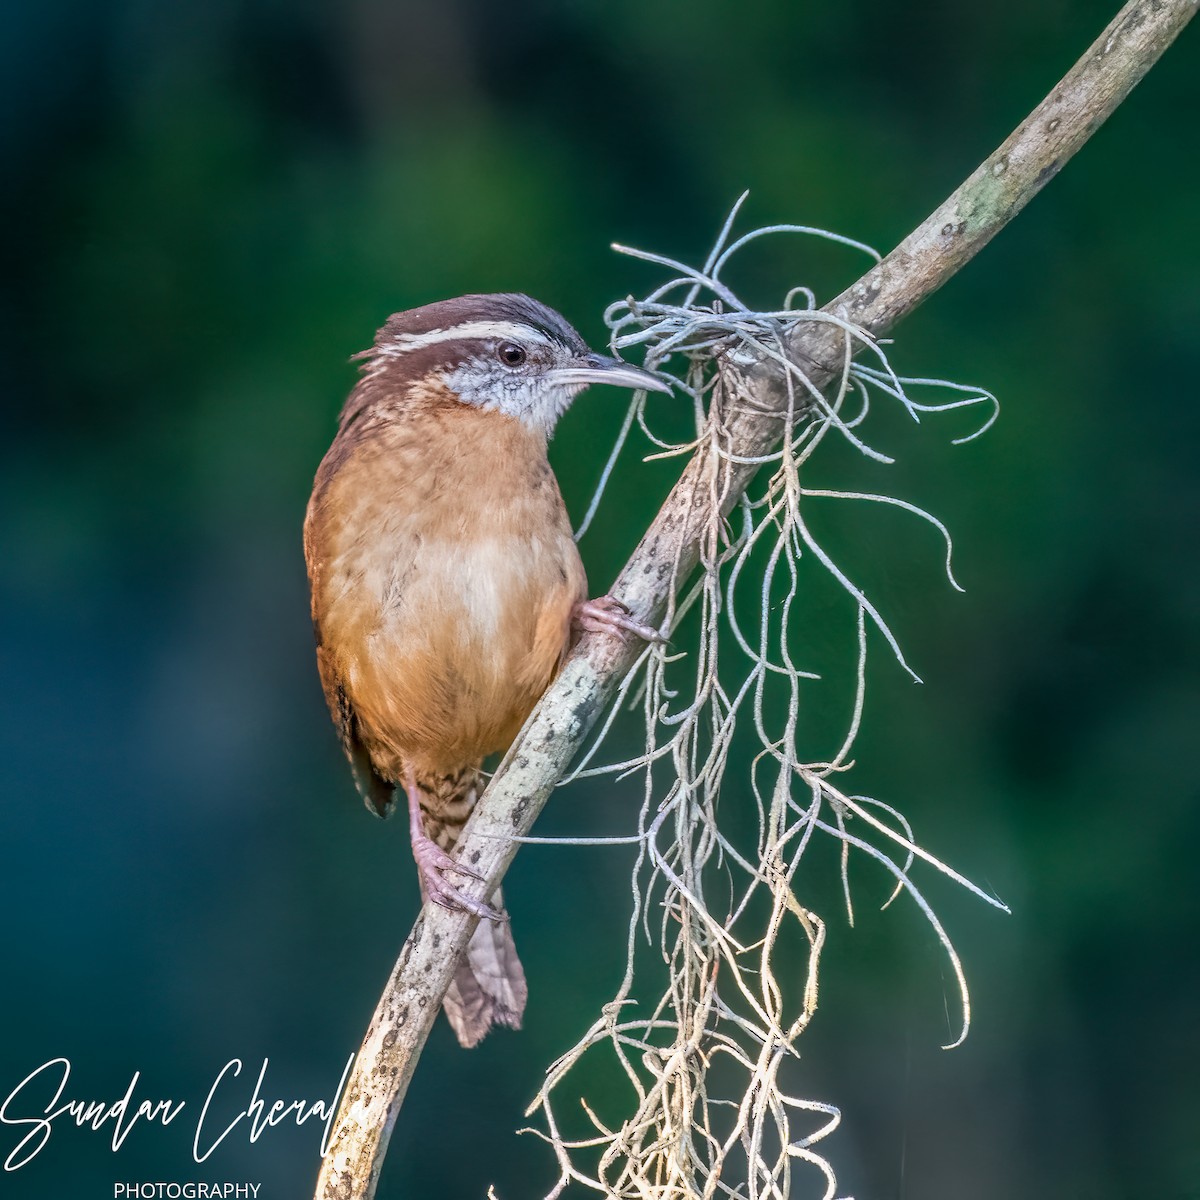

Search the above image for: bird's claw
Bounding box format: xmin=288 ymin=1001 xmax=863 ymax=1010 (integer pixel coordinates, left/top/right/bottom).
xmin=573 ymin=595 xmax=667 ymax=644
xmin=412 ymin=836 xmax=505 ymax=923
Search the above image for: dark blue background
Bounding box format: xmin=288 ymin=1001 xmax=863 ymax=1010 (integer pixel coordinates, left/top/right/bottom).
xmin=1 ymin=1 xmax=1197 ymax=1197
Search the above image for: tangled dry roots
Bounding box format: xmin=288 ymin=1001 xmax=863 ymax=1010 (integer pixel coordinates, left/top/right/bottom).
xmin=517 ymin=197 xmax=1007 ymax=1200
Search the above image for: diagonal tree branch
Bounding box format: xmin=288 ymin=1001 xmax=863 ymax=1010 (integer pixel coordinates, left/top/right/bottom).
xmin=314 ymin=1 xmax=1196 ymax=1195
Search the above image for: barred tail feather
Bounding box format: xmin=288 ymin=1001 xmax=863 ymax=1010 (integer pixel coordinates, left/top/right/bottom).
xmin=445 ymin=900 xmax=528 ymax=1048
xmin=420 ymin=765 xmax=529 ymax=1048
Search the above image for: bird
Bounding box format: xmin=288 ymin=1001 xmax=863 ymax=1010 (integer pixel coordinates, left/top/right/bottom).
xmin=303 ymin=293 xmax=671 ymax=1048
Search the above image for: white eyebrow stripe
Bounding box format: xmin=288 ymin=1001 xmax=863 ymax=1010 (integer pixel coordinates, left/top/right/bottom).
xmin=378 ymin=321 xmax=553 ymax=356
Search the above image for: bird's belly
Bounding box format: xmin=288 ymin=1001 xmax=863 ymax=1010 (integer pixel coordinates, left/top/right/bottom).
xmin=342 ymin=531 xmax=582 ymax=776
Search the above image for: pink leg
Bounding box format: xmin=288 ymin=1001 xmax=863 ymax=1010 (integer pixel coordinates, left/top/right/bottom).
xmin=573 ymin=595 xmax=666 ymax=643
xmin=405 ymin=768 xmax=503 ymax=923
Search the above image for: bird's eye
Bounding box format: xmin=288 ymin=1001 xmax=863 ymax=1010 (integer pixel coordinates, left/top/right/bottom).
xmin=497 ymin=342 xmax=527 ymax=367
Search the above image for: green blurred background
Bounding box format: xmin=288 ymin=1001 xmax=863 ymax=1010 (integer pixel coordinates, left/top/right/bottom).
xmin=2 ymin=0 xmax=1197 ymax=1196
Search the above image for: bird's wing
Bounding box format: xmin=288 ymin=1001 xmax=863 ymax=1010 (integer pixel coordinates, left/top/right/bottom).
xmin=315 ymin=643 xmax=397 ymax=819
xmin=306 ymin=474 xmax=396 ymax=819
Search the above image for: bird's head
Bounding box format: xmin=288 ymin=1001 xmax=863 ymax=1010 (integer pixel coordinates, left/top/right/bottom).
xmin=351 ymin=293 xmax=670 ymax=437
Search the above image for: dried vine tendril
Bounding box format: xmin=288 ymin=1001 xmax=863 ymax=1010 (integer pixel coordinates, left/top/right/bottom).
xmin=514 ymin=196 xmax=1007 ymax=1200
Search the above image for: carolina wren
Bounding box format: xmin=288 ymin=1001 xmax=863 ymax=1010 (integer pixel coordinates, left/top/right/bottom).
xmin=304 ymin=293 xmax=669 ymax=1047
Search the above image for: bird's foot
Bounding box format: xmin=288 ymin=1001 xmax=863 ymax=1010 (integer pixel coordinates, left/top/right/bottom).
xmin=412 ymin=836 xmax=505 ymax=924
xmin=573 ymin=595 xmax=666 ymax=643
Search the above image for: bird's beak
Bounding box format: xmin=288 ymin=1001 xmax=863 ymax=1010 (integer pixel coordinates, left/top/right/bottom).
xmin=549 ymin=353 xmax=673 ymax=394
